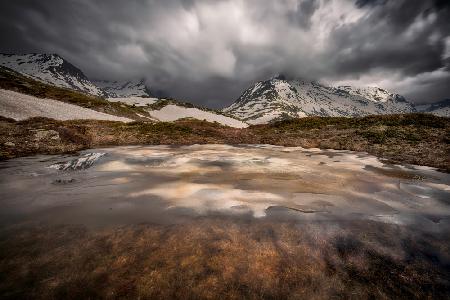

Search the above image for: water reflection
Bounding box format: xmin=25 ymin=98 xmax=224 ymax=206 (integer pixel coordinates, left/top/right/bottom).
xmin=0 ymin=145 xmax=449 ymax=230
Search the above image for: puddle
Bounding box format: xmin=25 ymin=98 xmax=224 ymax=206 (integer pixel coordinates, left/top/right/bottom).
xmin=0 ymin=145 xmax=449 ymax=230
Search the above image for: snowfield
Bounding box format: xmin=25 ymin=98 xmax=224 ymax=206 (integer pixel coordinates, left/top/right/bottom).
xmin=106 ymin=97 xmax=158 ymax=107
xmin=0 ymin=89 xmax=132 ymax=122
xmin=147 ymin=105 xmax=248 ymax=128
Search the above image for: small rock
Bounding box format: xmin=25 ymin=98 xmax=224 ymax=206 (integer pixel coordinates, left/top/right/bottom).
xmin=33 ymin=129 xmax=60 ymax=141
xmin=4 ymin=142 xmax=15 ymax=147
xmin=52 ymin=178 xmax=76 ymax=185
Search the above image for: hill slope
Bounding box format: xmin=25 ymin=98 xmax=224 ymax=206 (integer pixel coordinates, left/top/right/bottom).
xmin=0 ymin=89 xmax=131 ymax=122
xmin=0 ymin=66 xmax=247 ymax=127
xmin=0 ymin=66 xmax=154 ymax=121
xmin=224 ymin=76 xmax=416 ymax=124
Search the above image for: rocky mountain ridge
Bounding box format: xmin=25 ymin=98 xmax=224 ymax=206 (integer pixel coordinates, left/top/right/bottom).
xmin=0 ymin=53 xmax=152 ymax=98
xmin=93 ymin=79 xmax=152 ymax=98
xmin=415 ymin=99 xmax=450 ymax=117
xmin=223 ymin=76 xmax=418 ymax=124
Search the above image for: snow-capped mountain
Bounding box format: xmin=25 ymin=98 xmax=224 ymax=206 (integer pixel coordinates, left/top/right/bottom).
xmin=0 ymin=53 xmax=105 ymax=96
xmin=415 ymin=99 xmax=450 ymax=117
xmin=93 ymin=79 xmax=152 ymax=98
xmin=0 ymin=53 xmax=154 ymax=99
xmin=224 ymin=75 xmax=416 ymax=124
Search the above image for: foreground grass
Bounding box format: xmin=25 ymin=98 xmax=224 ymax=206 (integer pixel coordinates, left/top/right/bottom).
xmin=0 ymin=113 xmax=449 ymax=171
xmin=0 ymin=218 xmax=448 ymax=299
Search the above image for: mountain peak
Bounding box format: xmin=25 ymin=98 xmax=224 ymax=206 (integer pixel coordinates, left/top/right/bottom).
xmin=0 ymin=53 xmax=153 ymax=98
xmin=224 ymin=76 xmax=416 ymax=124
xmin=0 ymin=53 xmax=105 ymax=96
xmin=93 ymin=79 xmax=152 ymax=98
xmin=416 ymin=98 xmax=450 ymax=117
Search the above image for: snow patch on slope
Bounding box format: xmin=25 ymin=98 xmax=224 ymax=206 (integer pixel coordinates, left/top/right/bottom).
xmin=106 ymin=97 xmax=158 ymax=107
xmin=147 ymin=105 xmax=248 ymax=128
xmin=0 ymin=89 xmax=132 ymax=122
xmin=336 ymin=86 xmax=397 ymax=103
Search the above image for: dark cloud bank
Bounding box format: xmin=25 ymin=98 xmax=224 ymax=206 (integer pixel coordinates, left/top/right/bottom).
xmin=0 ymin=0 xmax=449 ymax=107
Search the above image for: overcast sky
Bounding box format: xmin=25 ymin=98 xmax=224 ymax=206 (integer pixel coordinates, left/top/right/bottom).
xmin=1 ymin=0 xmax=449 ymax=107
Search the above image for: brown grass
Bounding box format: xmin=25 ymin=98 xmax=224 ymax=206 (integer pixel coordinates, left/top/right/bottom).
xmin=0 ymin=218 xmax=449 ymax=299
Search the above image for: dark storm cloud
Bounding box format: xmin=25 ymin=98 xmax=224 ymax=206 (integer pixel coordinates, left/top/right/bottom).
xmin=327 ymin=1 xmax=448 ymax=75
xmin=355 ymin=0 xmax=387 ymax=8
xmin=324 ymin=0 xmax=450 ymax=103
xmin=0 ymin=0 xmax=449 ymax=106
xmin=288 ymin=0 xmax=320 ymax=29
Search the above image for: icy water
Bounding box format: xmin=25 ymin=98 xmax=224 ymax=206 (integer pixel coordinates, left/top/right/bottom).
xmin=2 ymin=145 xmax=450 ymax=299
xmin=0 ymin=144 xmax=449 ymax=230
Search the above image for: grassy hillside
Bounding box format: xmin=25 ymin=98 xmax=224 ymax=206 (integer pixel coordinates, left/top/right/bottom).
xmin=1 ymin=113 xmax=449 ymax=171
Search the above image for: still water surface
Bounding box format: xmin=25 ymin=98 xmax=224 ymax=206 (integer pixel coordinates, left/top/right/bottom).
xmin=0 ymin=144 xmax=449 ymax=230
